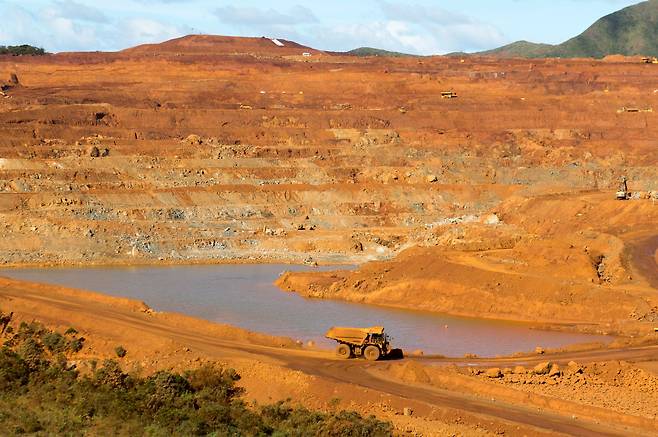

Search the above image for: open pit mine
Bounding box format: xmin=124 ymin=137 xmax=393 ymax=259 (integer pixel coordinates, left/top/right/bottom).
xmin=1 ymin=35 xmax=658 ymax=436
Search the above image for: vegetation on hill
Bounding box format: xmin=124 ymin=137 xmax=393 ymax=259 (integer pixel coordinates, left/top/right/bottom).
xmin=0 ymin=45 xmax=47 ymax=56
xmin=0 ymin=311 xmax=392 ymax=436
xmin=345 ymin=47 xmax=415 ymax=57
xmin=478 ymin=41 xmax=554 ymax=58
xmin=481 ymin=0 xmax=658 ymax=58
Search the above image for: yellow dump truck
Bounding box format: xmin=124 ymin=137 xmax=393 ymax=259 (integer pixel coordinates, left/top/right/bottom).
xmin=325 ymin=326 xmax=391 ymax=361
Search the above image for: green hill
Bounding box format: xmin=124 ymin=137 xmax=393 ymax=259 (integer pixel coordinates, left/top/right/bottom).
xmin=0 ymin=45 xmax=46 ymax=56
xmin=344 ymin=47 xmax=415 ymax=57
xmin=482 ymin=0 xmax=658 ymax=58
xmin=479 ymin=41 xmax=554 ymax=58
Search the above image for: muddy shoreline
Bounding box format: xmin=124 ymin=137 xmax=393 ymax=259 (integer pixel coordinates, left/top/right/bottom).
xmin=0 ymin=274 xmax=638 ymax=359
xmin=276 ymin=228 xmax=658 ymax=338
xmin=0 ymin=255 xmax=358 ymax=270
xmin=4 ymin=229 xmax=657 ymax=339
xmin=0 ymin=264 xmax=612 ymax=357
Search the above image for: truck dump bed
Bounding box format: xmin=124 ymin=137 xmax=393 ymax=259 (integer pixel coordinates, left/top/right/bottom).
xmin=325 ymin=326 xmax=385 ymax=346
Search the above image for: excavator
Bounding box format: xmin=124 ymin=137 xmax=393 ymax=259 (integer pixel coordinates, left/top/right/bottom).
xmin=616 ymin=176 xmax=630 ymax=200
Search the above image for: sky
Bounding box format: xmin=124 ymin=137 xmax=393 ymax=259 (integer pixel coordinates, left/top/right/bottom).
xmin=0 ymin=0 xmax=646 ymax=55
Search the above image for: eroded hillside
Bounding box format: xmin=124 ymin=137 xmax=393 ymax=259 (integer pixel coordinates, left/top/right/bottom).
xmin=0 ymin=35 xmax=656 ymax=269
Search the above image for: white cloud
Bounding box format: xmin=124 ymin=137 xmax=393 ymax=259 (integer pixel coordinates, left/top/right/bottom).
xmin=119 ymin=18 xmax=187 ymax=44
xmin=53 ymin=0 xmax=108 ymax=23
xmin=41 ymin=6 xmax=100 ymax=49
xmin=0 ymin=0 xmax=647 ymax=54
xmin=209 ymin=2 xmax=506 ymax=55
xmin=0 ymin=0 xmax=506 ymax=55
xmin=0 ymin=1 xmax=190 ymax=52
xmin=298 ymin=22 xmax=504 ymax=55
xmin=214 ymin=5 xmax=318 ymax=26
xmin=380 ymin=1 xmax=474 ymax=25
xmin=373 ymin=1 xmax=507 ymax=53
xmin=0 ymin=5 xmax=47 ymax=48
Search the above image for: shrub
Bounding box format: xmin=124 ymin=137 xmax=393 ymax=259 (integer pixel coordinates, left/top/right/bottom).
xmin=17 ymin=337 xmax=45 ymax=370
xmin=0 ymin=45 xmax=46 ymax=56
xmin=187 ymin=364 xmax=243 ymax=403
xmin=42 ymin=332 xmax=68 ymax=353
xmin=68 ymin=337 xmax=85 ymax=353
xmin=114 ymin=345 xmax=127 ymax=358
xmin=0 ymin=347 xmax=30 ymax=390
xmin=16 ymin=321 xmax=46 ymax=341
xmin=143 ymin=371 xmax=192 ymax=411
xmin=0 ymin=322 xmax=394 ymax=436
xmin=92 ymin=359 xmax=129 ymax=389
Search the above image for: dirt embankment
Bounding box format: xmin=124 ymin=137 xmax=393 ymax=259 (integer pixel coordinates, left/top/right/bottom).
xmin=277 ymin=193 xmax=658 ymax=335
xmin=379 ymin=359 xmax=658 ymax=435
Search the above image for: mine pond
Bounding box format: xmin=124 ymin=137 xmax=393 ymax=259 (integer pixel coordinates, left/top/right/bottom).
xmin=2 ymin=264 xmax=611 ymax=357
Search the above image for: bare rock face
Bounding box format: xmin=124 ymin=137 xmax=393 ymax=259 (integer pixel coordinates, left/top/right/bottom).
xmin=513 ymin=365 xmax=527 ymax=374
xmin=90 ymin=146 xmax=109 ymax=157
xmin=485 ymin=368 xmax=503 ymax=378
xmin=567 ymin=361 xmax=583 ymax=374
xmin=548 ymin=364 xmax=561 ymax=377
xmin=183 ymin=134 xmax=203 ymax=145
xmin=1 ymin=73 xmax=20 ymax=92
xmin=533 ymin=361 xmax=552 ymax=375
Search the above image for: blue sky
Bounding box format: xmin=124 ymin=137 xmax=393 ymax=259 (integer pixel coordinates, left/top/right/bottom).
xmin=0 ymin=0 xmax=644 ymax=54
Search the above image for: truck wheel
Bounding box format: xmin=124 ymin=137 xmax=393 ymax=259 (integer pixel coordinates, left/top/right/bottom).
xmin=336 ymin=344 xmax=352 ymax=359
xmin=364 ymin=345 xmax=381 ymax=361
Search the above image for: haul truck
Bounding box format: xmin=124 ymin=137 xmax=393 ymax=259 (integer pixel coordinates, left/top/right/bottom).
xmin=325 ymin=326 xmax=392 ymax=361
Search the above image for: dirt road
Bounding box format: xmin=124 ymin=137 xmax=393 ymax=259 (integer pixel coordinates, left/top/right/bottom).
xmin=2 ymin=278 xmax=656 ymax=436
xmin=283 ymin=356 xmax=645 ymax=437
xmin=413 ymin=344 xmax=658 ymax=367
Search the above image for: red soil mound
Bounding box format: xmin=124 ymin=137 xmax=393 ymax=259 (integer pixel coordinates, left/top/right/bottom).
xmin=123 ymin=34 xmax=324 ymax=57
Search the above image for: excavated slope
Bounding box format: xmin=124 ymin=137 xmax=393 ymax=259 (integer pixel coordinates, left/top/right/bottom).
xmin=0 ymin=37 xmax=657 ymax=268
